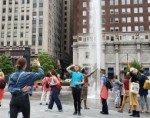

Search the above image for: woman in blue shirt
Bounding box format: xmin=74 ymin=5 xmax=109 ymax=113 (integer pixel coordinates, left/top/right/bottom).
xmin=8 ymin=58 xmax=44 ymax=118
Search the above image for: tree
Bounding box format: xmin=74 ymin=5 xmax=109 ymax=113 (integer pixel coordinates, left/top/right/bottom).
xmin=37 ymin=52 xmax=57 ymax=74
xmin=0 ymin=55 xmax=14 ymax=75
xmin=128 ymin=60 xmax=142 ymax=72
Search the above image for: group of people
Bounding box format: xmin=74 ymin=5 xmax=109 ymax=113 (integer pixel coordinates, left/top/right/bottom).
xmin=0 ymin=57 xmax=150 ymax=118
xmin=111 ymin=68 xmax=149 ymax=117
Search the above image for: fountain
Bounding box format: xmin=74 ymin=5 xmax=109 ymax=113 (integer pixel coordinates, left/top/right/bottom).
xmin=87 ymin=0 xmax=102 ymax=99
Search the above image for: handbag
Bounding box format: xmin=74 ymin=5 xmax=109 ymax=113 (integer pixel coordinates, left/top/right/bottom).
xmin=130 ymin=82 xmax=139 ymax=94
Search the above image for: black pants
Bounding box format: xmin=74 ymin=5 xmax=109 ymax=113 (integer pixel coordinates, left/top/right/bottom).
xmin=101 ymin=98 xmax=108 ymax=114
xmin=48 ymin=86 xmax=62 ymax=110
xmin=10 ymin=94 xmax=30 ymax=118
xmin=72 ymin=88 xmax=81 ymax=113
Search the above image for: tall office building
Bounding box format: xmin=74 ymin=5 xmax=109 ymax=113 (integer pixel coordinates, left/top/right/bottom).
xmin=0 ymin=0 xmax=63 ymax=59
xmin=73 ymin=0 xmax=150 ymax=78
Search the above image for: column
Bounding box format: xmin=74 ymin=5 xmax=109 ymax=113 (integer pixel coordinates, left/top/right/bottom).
xmin=115 ymin=45 xmax=119 ymax=77
xmin=101 ymin=45 xmax=106 ymax=69
xmin=137 ymin=44 xmax=141 ymax=62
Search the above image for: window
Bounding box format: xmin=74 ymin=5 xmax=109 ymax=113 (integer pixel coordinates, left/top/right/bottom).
xmin=26 ymin=23 xmax=29 ymax=29
xmin=83 ymin=28 xmax=87 ymax=33
xmin=22 ymin=0 xmax=24 ymax=4
xmin=21 ymin=7 xmax=24 ymax=12
xmin=14 ymin=16 xmax=18 ymax=20
xmin=14 ymin=32 xmax=17 ymax=38
xmin=3 ymin=0 xmax=6 ymax=5
xmin=20 ymin=32 xmax=23 ymax=37
xmin=27 ymin=0 xmax=30 ymax=4
xmin=134 ymin=26 xmax=139 ymax=31
xmin=115 ymin=27 xmax=119 ymax=31
xmin=127 ymin=8 xmax=131 ymax=13
xmin=110 ymin=9 xmax=114 ymax=14
xmin=8 ymin=16 xmax=11 ymax=21
xmin=102 ymin=10 xmax=105 ymax=14
xmin=110 ymin=0 xmax=113 ymax=5
xmin=14 ymin=7 xmax=18 ymax=13
xmin=122 ymin=17 xmax=126 ymax=23
xmin=39 ymin=0 xmax=43 ymax=3
xmin=110 ymin=27 xmax=114 ymax=32
xmin=148 ymin=7 xmax=150 ymax=12
xmin=134 ymin=8 xmax=138 ymax=13
xmin=1 ymin=24 xmax=5 ymax=30
xmin=139 ymin=26 xmax=144 ymax=31
xmin=122 ymin=0 xmax=126 ymax=5
xmin=127 ymin=0 xmax=130 ymax=4
xmin=122 ymin=8 xmax=126 ymax=13
xmin=32 ymin=39 xmax=35 ymax=45
xmin=139 ymin=17 xmax=143 ymax=22
xmin=139 ymin=0 xmax=143 ymax=4
xmin=21 ymin=24 xmax=24 ymax=29
xmin=122 ymin=27 xmax=126 ymax=32
xmin=102 ymin=18 xmax=105 ymax=24
xmin=21 ymin=15 xmax=24 ymax=20
xmin=110 ymin=18 xmax=114 ymax=23
xmin=13 ymin=41 xmax=16 ymax=46
xmin=115 ymin=9 xmax=119 ymax=14
xmin=101 ymin=1 xmax=105 ymax=6
xmin=7 ymin=41 xmax=10 ymax=46
xmin=114 ymin=0 xmax=118 ymax=5
xmin=127 ymin=26 xmax=131 ymax=31
xmin=83 ymin=11 xmax=87 ymax=16
xmin=15 ymin=0 xmax=18 ymax=4
xmin=1 ymin=42 xmax=4 ymax=46
xmin=83 ymin=19 xmax=87 ymax=25
xmin=114 ymin=18 xmax=119 ymax=23
xmin=85 ymin=52 xmax=89 ymax=59
xmin=8 ymin=24 xmax=11 ymax=29
xmin=38 ymin=39 xmax=42 ymax=46
xmin=127 ymin=17 xmax=131 ymax=23
xmin=25 ymin=32 xmax=29 ymax=38
xmin=134 ymin=17 xmax=138 ymax=22
xmin=139 ymin=7 xmax=143 ymax=13
xmin=26 ymin=15 xmax=29 ymax=20
xmin=2 ymin=8 xmax=6 ymax=13
xmin=83 ymin=2 xmax=87 ymax=7
xmin=39 ymin=7 xmax=43 ymax=11
xmin=2 ymin=16 xmax=5 ymax=21
xmin=148 ymin=0 xmax=150 ymax=3
xmin=9 ymin=8 xmax=12 ymax=13
xmin=7 ymin=32 xmax=11 ymax=38
xmin=1 ymin=33 xmax=4 ymax=38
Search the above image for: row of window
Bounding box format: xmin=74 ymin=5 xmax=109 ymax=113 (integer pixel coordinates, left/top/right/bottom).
xmin=1 ymin=23 xmax=30 ymax=30
xmin=106 ymin=7 xmax=144 ymax=14
xmin=0 ymin=41 xmax=29 ymax=46
xmin=2 ymin=15 xmax=29 ymax=21
xmin=3 ymin=0 xmax=30 ymax=5
xmin=108 ymin=26 xmax=145 ymax=32
xmin=2 ymin=7 xmax=30 ymax=13
xmin=1 ymin=32 xmax=29 ymax=38
xmin=106 ymin=16 xmax=145 ymax=23
xmin=101 ymin=0 xmax=148 ymax=6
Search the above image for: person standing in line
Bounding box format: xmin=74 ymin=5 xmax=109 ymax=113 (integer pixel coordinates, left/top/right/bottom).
xmin=129 ymin=67 xmax=140 ymax=117
xmin=139 ymin=69 xmax=149 ymax=113
xmin=40 ymin=72 xmax=51 ymax=105
xmin=118 ymin=72 xmax=132 ymax=113
xmin=0 ymin=71 xmax=5 ymax=108
xmin=8 ymin=58 xmax=44 ymax=118
xmin=81 ymin=68 xmax=97 ymax=109
xmin=46 ymin=69 xmax=63 ymax=112
xmin=112 ymin=75 xmax=123 ymax=108
xmin=66 ymin=64 xmax=84 ymax=116
xmin=100 ymin=69 xmax=109 ymax=115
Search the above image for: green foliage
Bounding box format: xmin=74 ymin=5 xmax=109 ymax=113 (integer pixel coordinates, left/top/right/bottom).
xmin=38 ymin=52 xmax=57 ymax=74
xmin=0 ymin=55 xmax=14 ymax=75
xmin=128 ymin=60 xmax=142 ymax=72
xmin=62 ymin=81 xmax=70 ymax=86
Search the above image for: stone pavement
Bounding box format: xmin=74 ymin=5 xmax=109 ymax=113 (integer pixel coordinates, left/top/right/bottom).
xmin=0 ymin=95 xmax=150 ymax=118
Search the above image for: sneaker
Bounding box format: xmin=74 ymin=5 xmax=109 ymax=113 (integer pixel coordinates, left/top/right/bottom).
xmin=40 ymin=103 xmax=42 ymax=105
xmin=73 ymin=111 xmax=77 ymax=115
xmin=58 ymin=109 xmax=63 ymax=112
xmin=100 ymin=111 xmax=109 ymax=115
xmin=78 ymin=112 xmax=81 ymax=116
xmin=45 ymin=109 xmax=51 ymax=112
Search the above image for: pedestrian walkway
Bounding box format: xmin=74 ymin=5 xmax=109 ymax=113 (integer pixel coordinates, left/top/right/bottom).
xmin=0 ymin=99 xmax=149 ymax=118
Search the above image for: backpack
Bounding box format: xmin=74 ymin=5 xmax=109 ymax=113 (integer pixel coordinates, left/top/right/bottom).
xmin=0 ymin=80 xmax=6 ymax=89
xmin=143 ymin=78 xmax=150 ymax=90
xmin=105 ymin=77 xmax=113 ymax=89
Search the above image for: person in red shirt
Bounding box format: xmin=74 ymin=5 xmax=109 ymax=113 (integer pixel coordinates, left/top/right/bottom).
xmin=40 ymin=72 xmax=51 ymax=105
xmin=0 ymin=71 xmax=5 ymax=108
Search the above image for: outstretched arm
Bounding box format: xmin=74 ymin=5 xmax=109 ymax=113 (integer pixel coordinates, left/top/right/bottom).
xmin=66 ymin=64 xmax=74 ymax=73
xmin=85 ymin=69 xmax=97 ymax=78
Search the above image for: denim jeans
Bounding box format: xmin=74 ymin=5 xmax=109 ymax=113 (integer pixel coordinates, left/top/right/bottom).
xmin=140 ymin=95 xmax=149 ymax=111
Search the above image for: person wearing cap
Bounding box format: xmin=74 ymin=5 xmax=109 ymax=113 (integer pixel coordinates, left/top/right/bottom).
xmin=66 ymin=64 xmax=84 ymax=116
xmin=100 ymin=69 xmax=109 ymax=115
xmin=129 ymin=67 xmax=140 ymax=117
xmin=8 ymin=58 xmax=44 ymax=118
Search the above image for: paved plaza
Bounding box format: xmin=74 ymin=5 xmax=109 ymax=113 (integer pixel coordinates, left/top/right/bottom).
xmin=0 ymin=90 xmax=150 ymax=118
